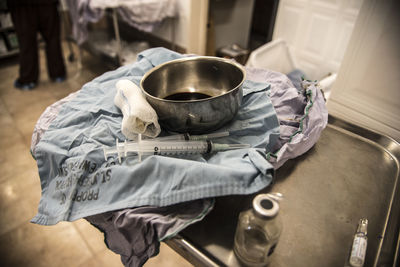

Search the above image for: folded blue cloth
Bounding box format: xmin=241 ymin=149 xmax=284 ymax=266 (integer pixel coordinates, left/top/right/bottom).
xmin=31 ymin=47 xmax=280 ymax=225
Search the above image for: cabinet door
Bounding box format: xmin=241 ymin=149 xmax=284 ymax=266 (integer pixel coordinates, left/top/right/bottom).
xmin=273 ymin=0 xmax=363 ymax=80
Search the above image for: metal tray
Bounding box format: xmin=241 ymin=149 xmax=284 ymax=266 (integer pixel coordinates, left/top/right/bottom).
xmin=166 ymin=115 xmax=400 ymax=267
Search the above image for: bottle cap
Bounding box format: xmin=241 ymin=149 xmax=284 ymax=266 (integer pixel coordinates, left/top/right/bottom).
xmin=253 ymin=194 xmax=280 ymax=218
xmin=357 ymin=218 xmax=368 ymax=235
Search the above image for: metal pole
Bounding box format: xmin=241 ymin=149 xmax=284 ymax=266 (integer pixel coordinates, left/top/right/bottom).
xmin=112 ymin=8 xmax=122 ymax=66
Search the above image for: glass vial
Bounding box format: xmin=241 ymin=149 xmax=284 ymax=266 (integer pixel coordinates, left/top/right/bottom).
xmin=349 ymin=218 xmax=368 ymax=267
xmin=234 ymin=194 xmax=282 ymax=266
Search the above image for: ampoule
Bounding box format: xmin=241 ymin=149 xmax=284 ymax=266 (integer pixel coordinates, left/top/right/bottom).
xmin=349 ymin=218 xmax=368 ymax=267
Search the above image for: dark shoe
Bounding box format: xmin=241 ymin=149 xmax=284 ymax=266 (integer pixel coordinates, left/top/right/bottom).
xmin=51 ymin=76 xmax=66 ymax=83
xmin=14 ymin=79 xmax=36 ymax=90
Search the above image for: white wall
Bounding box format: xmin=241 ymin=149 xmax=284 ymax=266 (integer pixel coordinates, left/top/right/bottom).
xmin=210 ymin=0 xmax=255 ymax=50
xmin=187 ymin=0 xmax=209 ymax=54
xmin=151 ymin=0 xmax=190 ymax=49
xmin=327 ymin=0 xmax=400 ymax=141
xmin=151 ymin=0 xmax=209 ymax=54
xmin=151 ymin=0 xmax=255 ymax=54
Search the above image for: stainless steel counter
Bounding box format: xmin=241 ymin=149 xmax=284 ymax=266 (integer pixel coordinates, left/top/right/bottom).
xmin=166 ymin=115 xmax=400 ymax=267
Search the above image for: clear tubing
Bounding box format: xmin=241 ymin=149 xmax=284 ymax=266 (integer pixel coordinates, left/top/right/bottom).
xmin=144 ymin=131 xmax=230 ymax=141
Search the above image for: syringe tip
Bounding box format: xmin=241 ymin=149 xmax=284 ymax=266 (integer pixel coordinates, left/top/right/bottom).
xmin=212 ymin=143 xmax=251 ymax=152
xmin=231 ymin=144 xmax=251 ymax=149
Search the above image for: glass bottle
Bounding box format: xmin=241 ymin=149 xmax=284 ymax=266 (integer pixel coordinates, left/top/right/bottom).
xmin=349 ymin=219 xmax=368 ymax=267
xmin=234 ymin=193 xmax=282 ymax=266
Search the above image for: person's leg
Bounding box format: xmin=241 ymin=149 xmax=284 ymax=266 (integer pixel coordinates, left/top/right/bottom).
xmin=38 ymin=3 xmax=66 ymax=81
xmin=10 ymin=6 xmax=39 ymax=88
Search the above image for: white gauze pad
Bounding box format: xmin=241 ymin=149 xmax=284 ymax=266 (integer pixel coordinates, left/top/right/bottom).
xmin=114 ymin=79 xmax=161 ymax=139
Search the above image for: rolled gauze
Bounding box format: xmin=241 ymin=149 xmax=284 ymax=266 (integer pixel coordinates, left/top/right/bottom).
xmin=114 ymin=79 xmax=161 ymax=139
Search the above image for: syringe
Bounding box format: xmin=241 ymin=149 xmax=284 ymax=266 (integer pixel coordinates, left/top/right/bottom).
xmin=103 ymin=135 xmax=250 ymax=163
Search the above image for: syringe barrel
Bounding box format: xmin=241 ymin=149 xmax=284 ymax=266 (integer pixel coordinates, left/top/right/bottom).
xmin=123 ymin=140 xmax=210 ymax=156
xmin=103 ymin=138 xmax=250 ymax=161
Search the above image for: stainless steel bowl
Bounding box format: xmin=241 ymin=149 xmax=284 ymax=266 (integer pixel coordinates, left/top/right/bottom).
xmin=140 ymin=56 xmax=246 ymax=134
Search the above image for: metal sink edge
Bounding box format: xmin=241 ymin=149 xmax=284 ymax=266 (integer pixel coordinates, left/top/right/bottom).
xmin=166 ymin=115 xmax=400 ymax=267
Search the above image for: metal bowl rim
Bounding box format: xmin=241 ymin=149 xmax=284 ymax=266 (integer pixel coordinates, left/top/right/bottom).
xmin=140 ymin=56 xmax=246 ymax=103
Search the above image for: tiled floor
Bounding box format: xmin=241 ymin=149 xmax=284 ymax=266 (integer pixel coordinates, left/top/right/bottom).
xmin=0 ymin=43 xmax=192 ymax=267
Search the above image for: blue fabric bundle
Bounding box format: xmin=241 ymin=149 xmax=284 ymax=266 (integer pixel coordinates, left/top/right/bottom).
xmin=31 ymin=48 xmax=280 ymax=225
